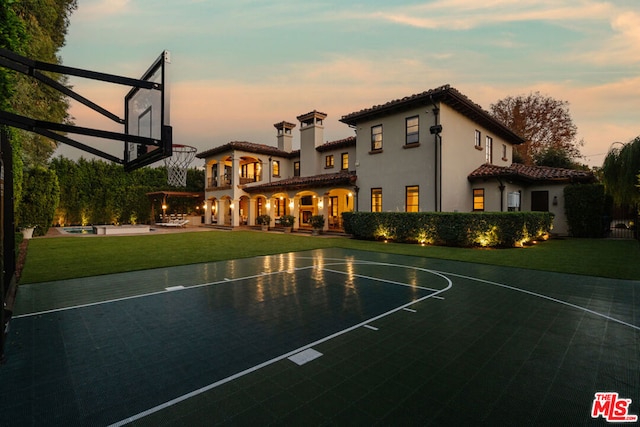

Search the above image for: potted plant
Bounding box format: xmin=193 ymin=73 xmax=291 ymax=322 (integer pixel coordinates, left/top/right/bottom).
xmin=310 ymin=214 xmax=325 ymax=235
xmin=20 ymin=225 xmax=37 ymax=239
xmin=256 ymin=214 xmax=271 ymax=231
xmin=278 ymin=215 xmax=295 ymax=233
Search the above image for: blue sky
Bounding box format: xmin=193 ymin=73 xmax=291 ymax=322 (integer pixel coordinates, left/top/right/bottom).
xmin=57 ymin=0 xmax=640 ymax=167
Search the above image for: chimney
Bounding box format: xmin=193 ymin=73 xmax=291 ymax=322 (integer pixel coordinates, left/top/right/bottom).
xmin=274 ymin=121 xmax=296 ymax=152
xmin=297 ymin=110 xmax=327 ymax=176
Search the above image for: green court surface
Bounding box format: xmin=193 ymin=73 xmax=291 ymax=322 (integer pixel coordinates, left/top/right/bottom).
xmin=2 ymin=248 xmax=639 ymax=426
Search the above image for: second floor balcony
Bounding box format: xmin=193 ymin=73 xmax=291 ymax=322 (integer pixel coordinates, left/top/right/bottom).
xmin=207 ymin=172 xmax=262 ymax=189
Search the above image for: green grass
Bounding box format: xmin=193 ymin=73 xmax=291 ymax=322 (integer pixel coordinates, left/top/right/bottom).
xmin=20 ymin=230 xmax=640 ymax=284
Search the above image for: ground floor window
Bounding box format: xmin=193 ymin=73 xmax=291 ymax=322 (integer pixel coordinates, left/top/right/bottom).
xmin=257 ymin=197 xmax=264 ymax=216
xmin=275 ymin=197 xmax=286 ymax=216
xmin=473 ymin=188 xmax=485 ymax=211
xmin=406 ymin=186 xmax=419 ymax=212
xmin=531 ymin=190 xmax=549 ymax=211
xmin=371 ymin=188 xmax=382 ymax=212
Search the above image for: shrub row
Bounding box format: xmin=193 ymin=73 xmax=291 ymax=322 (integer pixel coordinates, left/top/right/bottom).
xmin=564 ymin=184 xmax=606 ymax=238
xmin=342 ymin=211 xmax=554 ymax=248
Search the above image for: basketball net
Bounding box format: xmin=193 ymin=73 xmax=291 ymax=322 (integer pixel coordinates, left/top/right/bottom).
xmin=164 ymin=144 xmax=197 ymax=187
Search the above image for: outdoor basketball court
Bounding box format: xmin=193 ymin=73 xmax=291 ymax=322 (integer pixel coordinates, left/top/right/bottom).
xmin=2 ymin=248 xmax=639 ymax=425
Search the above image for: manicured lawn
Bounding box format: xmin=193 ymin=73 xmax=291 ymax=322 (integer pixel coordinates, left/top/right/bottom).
xmin=20 ymin=230 xmax=640 ymax=283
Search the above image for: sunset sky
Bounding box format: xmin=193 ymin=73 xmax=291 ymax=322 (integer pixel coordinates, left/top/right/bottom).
xmin=57 ymin=0 xmax=640 ymax=168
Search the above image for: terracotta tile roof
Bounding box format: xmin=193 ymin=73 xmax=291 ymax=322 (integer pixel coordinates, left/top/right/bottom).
xmin=316 ymin=136 xmax=356 ymax=152
xmin=468 ymin=163 xmax=596 ymax=184
xmin=340 ymin=84 xmax=525 ymax=146
xmin=197 ymin=136 xmax=355 ymax=159
xmin=296 ymin=110 xmax=327 ymax=121
xmin=273 ymin=121 xmax=296 ymax=129
xmin=243 ymin=171 xmax=357 ymax=193
xmin=196 ymin=141 xmax=295 ymax=159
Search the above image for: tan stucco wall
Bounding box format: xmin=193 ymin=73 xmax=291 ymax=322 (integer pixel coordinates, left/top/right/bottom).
xmin=439 ymin=104 xmax=513 ymax=212
xmin=353 ymin=106 xmax=437 ymax=212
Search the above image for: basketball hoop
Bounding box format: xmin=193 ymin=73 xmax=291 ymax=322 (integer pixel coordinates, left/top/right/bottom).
xmin=164 ymin=144 xmax=197 ymax=187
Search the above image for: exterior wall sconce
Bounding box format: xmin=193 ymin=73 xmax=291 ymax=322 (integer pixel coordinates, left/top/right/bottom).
xmin=553 ymin=196 xmax=558 ymax=206
xmin=318 ymin=199 xmax=324 ymax=209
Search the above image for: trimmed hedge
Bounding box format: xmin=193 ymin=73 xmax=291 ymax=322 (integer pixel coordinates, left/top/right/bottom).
xmin=564 ymin=184 xmax=606 ymax=238
xmin=342 ymin=211 xmax=553 ymax=248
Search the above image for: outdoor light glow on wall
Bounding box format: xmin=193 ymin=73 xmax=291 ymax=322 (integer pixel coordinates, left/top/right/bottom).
xmin=230 ymin=202 xmax=234 ymax=209
xmin=318 ymin=199 xmax=324 ymax=209
xmin=289 ymin=200 xmax=294 ymax=209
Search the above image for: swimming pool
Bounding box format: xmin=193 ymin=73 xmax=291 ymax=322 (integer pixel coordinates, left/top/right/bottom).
xmin=61 ymin=226 xmax=95 ymax=235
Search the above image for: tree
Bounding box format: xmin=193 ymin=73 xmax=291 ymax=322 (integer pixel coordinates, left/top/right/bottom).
xmin=9 ymin=0 xmax=78 ymax=169
xmin=490 ymin=92 xmax=583 ymax=165
xmin=601 ymin=137 xmax=640 ymax=207
xmin=17 ymin=166 xmax=60 ymax=236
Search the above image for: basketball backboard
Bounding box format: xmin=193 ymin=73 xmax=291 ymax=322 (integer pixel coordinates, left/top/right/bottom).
xmin=124 ymin=51 xmax=172 ymax=171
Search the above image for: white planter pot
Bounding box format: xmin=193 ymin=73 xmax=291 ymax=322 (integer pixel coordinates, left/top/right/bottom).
xmin=22 ymin=227 xmax=36 ymax=239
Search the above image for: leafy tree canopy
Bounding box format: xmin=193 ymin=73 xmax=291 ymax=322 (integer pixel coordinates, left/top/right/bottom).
xmin=601 ymin=136 xmax=640 ymax=207
xmin=8 ymin=0 xmax=78 ymax=169
xmin=490 ymin=92 xmax=583 ymax=166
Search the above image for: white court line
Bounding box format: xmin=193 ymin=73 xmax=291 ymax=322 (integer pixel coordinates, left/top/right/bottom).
xmin=436 ymin=270 xmax=640 ymax=332
xmin=15 ymin=259 xmax=436 ymax=319
xmin=14 ymin=265 xmax=318 ymax=319
xmin=363 ymin=325 xmax=379 ymax=331
xmin=403 ymin=308 xmax=417 ymax=313
xmin=108 ymin=262 xmax=453 ymax=427
xmin=321 ymin=268 xmax=439 ymax=292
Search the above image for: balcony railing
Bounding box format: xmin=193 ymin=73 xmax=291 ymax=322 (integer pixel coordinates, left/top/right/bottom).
xmin=207 ymin=173 xmax=261 ymax=188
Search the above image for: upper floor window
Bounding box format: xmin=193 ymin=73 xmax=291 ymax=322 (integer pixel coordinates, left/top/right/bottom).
xmin=325 ymin=155 xmax=334 ymax=168
xmin=293 ymin=161 xmax=300 ymax=177
xmin=486 ymin=136 xmax=493 ymax=163
xmin=475 ymin=130 xmax=482 ymax=148
xmin=406 ymin=116 xmax=419 ymax=145
xmin=371 ymin=125 xmax=383 ymax=151
xmin=272 ymin=160 xmax=280 ymax=177
xmin=371 ymin=188 xmax=382 ymax=212
xmin=502 ymin=144 xmax=508 ymax=161
xmin=406 ymin=186 xmax=419 ymax=212
xmin=341 ymin=153 xmax=349 ymax=170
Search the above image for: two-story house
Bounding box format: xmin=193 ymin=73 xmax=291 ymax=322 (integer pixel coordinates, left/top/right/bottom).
xmin=197 ymin=84 xmax=594 ymax=234
xmin=196 ymin=111 xmax=357 ymax=230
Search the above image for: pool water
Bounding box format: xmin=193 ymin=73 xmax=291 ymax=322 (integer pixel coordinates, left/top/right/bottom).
xmin=62 ymin=227 xmax=95 ymax=235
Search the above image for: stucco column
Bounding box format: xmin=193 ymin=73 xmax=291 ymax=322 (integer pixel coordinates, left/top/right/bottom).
xmin=291 ymin=196 xmax=300 ymax=231
xmin=247 ymin=198 xmax=255 ymax=226
xmin=231 ymin=199 xmax=240 ymax=227
xmin=319 ymin=195 xmax=329 ymax=231
xmin=266 ymin=197 xmax=275 ymax=227
xmin=203 ymin=201 xmax=210 ymax=225
xmin=218 ymin=158 xmax=226 ymax=186
xmin=217 ymin=199 xmax=226 ymax=226
xmin=231 ymin=156 xmax=239 ymax=188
